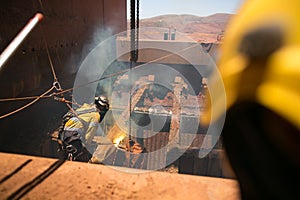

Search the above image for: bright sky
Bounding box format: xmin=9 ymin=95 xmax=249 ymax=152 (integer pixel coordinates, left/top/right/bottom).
xmin=127 ymin=0 xmax=245 ymax=19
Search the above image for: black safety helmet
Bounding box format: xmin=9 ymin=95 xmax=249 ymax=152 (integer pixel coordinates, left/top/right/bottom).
xmin=95 ymin=95 xmax=109 ymax=111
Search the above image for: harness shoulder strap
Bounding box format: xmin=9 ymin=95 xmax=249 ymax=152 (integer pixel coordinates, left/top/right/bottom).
xmin=76 ymin=107 xmax=97 ymax=115
xmin=73 ymin=106 xmax=98 ymax=131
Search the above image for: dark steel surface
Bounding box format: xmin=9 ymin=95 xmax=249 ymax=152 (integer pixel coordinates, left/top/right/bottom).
xmin=0 ymin=0 xmax=127 ymax=156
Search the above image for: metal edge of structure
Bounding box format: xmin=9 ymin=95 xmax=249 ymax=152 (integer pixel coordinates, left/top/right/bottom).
xmin=0 ymin=152 xmax=240 ymax=200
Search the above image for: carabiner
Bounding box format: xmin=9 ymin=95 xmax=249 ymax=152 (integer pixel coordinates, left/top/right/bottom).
xmin=53 ymin=81 xmax=62 ymax=91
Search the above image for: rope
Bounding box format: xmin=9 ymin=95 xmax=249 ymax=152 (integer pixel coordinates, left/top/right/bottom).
xmin=0 ymin=86 xmax=55 ymax=119
xmin=37 ymin=0 xmax=61 ymax=84
xmin=45 ymin=40 xmax=59 ymax=82
xmin=53 ymin=97 xmax=82 ymax=108
xmin=0 ymin=95 xmax=50 ymax=102
xmin=0 ymin=0 xmax=64 ymax=119
xmin=0 ymin=43 xmax=200 ymax=103
xmin=63 ymin=42 xmax=200 ymax=93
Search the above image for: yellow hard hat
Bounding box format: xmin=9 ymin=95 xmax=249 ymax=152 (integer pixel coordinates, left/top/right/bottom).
xmin=207 ymin=0 xmax=300 ymax=130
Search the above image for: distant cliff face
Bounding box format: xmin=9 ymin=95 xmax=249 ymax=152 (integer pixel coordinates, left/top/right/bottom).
xmin=129 ymin=13 xmax=233 ymax=42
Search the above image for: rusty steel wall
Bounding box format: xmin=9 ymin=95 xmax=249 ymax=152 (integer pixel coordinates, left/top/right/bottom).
xmin=0 ymin=0 xmax=127 ymax=156
xmin=0 ymin=0 xmax=127 ymax=98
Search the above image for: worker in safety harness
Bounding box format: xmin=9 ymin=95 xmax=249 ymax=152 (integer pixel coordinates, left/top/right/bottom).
xmin=59 ymin=96 xmax=109 ymax=162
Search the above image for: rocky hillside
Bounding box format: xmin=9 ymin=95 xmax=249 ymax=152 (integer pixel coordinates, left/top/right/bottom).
xmin=130 ymin=13 xmax=233 ymax=42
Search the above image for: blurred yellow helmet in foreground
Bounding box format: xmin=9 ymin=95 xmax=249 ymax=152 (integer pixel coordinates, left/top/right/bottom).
xmin=208 ymin=0 xmax=300 ymax=130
